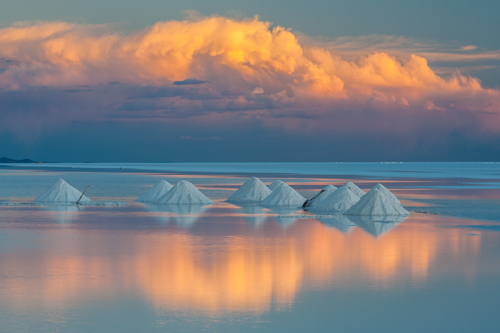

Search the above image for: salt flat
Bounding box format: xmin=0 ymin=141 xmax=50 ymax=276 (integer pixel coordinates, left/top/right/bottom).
xmin=0 ymin=163 xmax=499 ymax=332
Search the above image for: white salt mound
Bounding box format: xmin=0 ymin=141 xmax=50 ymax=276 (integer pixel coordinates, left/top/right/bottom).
xmin=303 ymin=185 xmax=337 ymax=208
xmin=354 ymin=184 xmax=400 ymax=206
xmin=227 ymin=177 xmax=272 ymax=202
xmin=260 ymin=183 xmax=306 ymax=207
xmin=312 ymin=186 xmax=359 ymax=212
xmin=372 ymin=183 xmax=400 ymax=204
xmin=155 ymin=180 xmax=213 ymax=205
xmin=34 ymin=179 xmax=91 ymax=203
xmin=268 ymin=180 xmax=285 ymax=191
xmin=136 ymin=180 xmax=173 ymax=202
xmin=341 ymin=182 xmax=366 ymax=198
xmin=344 ymin=188 xmax=410 ymax=216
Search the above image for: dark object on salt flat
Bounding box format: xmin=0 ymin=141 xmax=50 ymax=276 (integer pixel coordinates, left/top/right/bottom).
xmin=302 ymin=189 xmax=325 ymax=208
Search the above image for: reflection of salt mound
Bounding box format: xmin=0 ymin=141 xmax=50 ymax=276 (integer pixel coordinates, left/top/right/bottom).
xmin=227 ymin=177 xmax=272 ymax=202
xmin=371 ymin=183 xmax=400 ymax=204
xmin=260 ymin=183 xmax=306 ymax=207
xmin=268 ymin=207 xmax=300 ymax=228
xmin=318 ymin=215 xmax=356 ymax=234
xmin=303 ymin=185 xmax=337 ymax=208
xmin=146 ymin=204 xmax=207 ymax=227
xmin=345 ymin=189 xmax=410 ymax=216
xmin=145 ymin=204 xmax=171 ymax=223
xmin=136 ymin=180 xmax=173 ymax=202
xmin=167 ymin=205 xmax=207 ymax=228
xmin=42 ymin=205 xmax=82 ymax=223
xmin=234 ymin=203 xmax=268 ymax=226
xmin=346 ymin=215 xmax=406 ymax=237
xmin=43 ymin=205 xmax=81 ymax=212
xmin=313 ymin=186 xmax=359 ymax=212
xmin=268 ymin=180 xmax=285 ymax=191
xmin=34 ymin=179 xmax=91 ymax=204
xmin=155 ymin=180 xmax=213 ymax=205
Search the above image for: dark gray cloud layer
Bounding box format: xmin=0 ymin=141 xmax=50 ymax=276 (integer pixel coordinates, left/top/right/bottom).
xmin=173 ymin=78 xmax=209 ymax=85
xmin=1 ymin=82 xmax=500 ymax=162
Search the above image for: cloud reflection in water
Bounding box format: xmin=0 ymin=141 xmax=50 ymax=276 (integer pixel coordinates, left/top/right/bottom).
xmin=0 ymin=206 xmax=477 ymax=315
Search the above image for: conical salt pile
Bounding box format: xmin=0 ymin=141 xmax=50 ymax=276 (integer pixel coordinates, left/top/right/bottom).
xmin=371 ymin=183 xmax=400 ymax=204
xmin=344 ymin=188 xmax=410 ymax=216
xmin=260 ymin=183 xmax=306 ymax=207
xmin=303 ymin=185 xmax=337 ymax=208
xmin=227 ymin=177 xmax=272 ymax=202
xmin=312 ymin=186 xmax=359 ymax=212
xmin=34 ymin=178 xmax=91 ymax=203
xmin=341 ymin=182 xmax=365 ymax=198
xmin=155 ymin=180 xmax=213 ymax=205
xmin=136 ymin=180 xmax=173 ymax=202
xmin=352 ymin=184 xmax=400 ymax=207
xmin=268 ymin=180 xmax=285 ymax=191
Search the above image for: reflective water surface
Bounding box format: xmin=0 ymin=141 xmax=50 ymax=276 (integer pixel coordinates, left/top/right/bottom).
xmin=1 ymin=202 xmax=499 ymax=332
xmin=0 ymin=168 xmax=500 ymax=332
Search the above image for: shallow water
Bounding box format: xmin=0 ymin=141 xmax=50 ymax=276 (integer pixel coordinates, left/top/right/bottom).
xmin=5 ymin=161 xmax=500 ymax=181
xmin=0 ymin=166 xmax=499 ymax=332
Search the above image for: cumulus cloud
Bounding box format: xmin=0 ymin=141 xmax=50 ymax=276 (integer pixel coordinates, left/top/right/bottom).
xmin=0 ymin=16 xmax=499 ymax=161
xmin=1 ymin=17 xmax=497 ymax=100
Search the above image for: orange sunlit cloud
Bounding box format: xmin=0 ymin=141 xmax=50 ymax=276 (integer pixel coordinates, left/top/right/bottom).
xmin=0 ymin=16 xmax=498 ymax=111
xmin=2 ymin=15 xmax=500 ymax=161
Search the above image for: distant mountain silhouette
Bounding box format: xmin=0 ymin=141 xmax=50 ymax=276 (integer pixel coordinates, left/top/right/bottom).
xmin=0 ymin=157 xmax=38 ymax=163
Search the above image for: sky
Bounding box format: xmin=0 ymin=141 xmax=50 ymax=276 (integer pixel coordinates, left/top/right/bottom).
xmin=1 ymin=0 xmax=500 ymax=162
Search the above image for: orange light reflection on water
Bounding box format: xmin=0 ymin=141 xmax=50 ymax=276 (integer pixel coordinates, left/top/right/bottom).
xmin=0 ymin=213 xmax=491 ymax=314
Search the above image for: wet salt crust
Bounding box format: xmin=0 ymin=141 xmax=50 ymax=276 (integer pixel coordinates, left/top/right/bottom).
xmin=34 ymin=178 xmax=91 ymax=203
xmin=408 ymin=199 xmax=500 ymax=222
xmin=260 ymin=183 xmax=306 ymax=207
xmin=227 ymin=177 xmax=272 ymax=202
xmin=136 ymin=180 xmax=173 ymax=202
xmin=155 ymin=180 xmax=213 ymax=205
